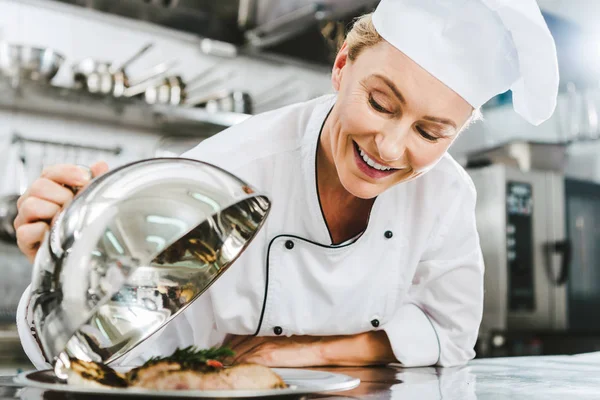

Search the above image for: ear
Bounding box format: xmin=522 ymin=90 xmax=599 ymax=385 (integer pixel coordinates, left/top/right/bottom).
xmin=331 ymin=41 xmax=349 ymax=92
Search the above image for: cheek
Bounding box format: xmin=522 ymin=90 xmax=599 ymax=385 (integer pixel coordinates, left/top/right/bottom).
xmin=335 ymin=97 xmax=379 ymax=143
xmin=407 ymin=139 xmax=452 ymax=171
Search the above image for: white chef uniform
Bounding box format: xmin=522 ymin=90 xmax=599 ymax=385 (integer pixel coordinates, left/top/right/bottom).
xmin=16 ymin=0 xmax=559 ymax=370
xmin=18 ymin=94 xmax=484 ymax=368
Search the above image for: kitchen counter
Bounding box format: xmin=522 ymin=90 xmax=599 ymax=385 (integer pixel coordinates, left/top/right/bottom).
xmin=2 ymin=353 xmax=600 ymax=399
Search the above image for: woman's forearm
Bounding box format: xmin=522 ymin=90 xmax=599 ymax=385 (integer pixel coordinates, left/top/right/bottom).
xmin=318 ymin=331 xmax=398 ymax=366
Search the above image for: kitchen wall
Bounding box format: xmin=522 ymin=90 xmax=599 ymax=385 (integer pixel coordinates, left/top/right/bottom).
xmin=0 ymin=0 xmax=334 ymax=196
xmin=3 ymin=0 xmax=600 ymax=188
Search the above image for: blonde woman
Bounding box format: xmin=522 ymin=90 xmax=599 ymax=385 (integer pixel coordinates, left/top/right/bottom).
xmin=16 ymin=0 xmax=558 ymax=369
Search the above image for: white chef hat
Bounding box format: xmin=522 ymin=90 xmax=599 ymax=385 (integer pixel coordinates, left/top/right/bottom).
xmin=372 ymin=0 xmax=559 ymax=126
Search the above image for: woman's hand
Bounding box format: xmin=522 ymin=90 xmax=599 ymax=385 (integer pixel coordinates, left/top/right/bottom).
xmin=225 ymin=335 xmax=326 ymax=367
xmin=225 ymin=331 xmax=397 ymax=368
xmin=14 ymin=162 xmax=109 ymax=262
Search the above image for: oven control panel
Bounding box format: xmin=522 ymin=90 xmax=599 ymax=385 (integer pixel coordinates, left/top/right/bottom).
xmin=506 ymin=181 xmax=535 ymax=311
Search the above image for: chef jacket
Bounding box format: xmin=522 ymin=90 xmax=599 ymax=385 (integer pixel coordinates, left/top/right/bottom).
xmin=17 ymin=94 xmax=484 ymax=369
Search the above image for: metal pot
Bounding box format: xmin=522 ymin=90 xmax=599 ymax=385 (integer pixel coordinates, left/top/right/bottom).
xmin=0 ymin=43 xmax=65 ymax=86
xmin=130 ymin=68 xmax=225 ymax=106
xmin=143 ymin=75 xmax=185 ymax=106
xmin=72 ymin=43 xmax=159 ymax=97
xmin=28 ymin=158 xmax=271 ymax=377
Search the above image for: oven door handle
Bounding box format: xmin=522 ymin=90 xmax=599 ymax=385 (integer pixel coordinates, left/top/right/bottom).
xmin=545 ymin=239 xmax=572 ymax=286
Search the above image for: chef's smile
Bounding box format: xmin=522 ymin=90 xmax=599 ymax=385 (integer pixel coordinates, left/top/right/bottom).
xmin=352 ymin=140 xmax=401 ymax=179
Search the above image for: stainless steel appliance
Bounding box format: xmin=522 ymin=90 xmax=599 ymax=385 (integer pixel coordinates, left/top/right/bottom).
xmin=467 ymin=141 xmax=600 ymax=357
xmin=564 ymin=178 xmax=600 ymax=332
xmin=468 ymin=164 xmax=569 ymax=338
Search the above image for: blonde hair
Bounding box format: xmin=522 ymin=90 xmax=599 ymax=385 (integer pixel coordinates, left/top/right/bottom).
xmin=345 ymin=14 xmax=383 ymax=61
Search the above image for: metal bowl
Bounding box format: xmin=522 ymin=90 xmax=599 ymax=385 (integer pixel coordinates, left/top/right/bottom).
xmin=0 ymin=43 xmax=65 ymax=83
xmin=28 ymin=158 xmax=271 ymax=376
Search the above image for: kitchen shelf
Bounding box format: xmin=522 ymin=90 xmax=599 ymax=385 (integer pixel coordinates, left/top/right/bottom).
xmin=0 ymin=78 xmax=250 ymax=137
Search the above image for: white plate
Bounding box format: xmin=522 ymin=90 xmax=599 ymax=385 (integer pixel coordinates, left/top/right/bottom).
xmin=15 ymin=368 xmax=360 ymax=398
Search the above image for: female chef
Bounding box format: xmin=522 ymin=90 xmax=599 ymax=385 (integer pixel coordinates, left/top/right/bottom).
xmin=15 ymin=0 xmax=558 ymax=369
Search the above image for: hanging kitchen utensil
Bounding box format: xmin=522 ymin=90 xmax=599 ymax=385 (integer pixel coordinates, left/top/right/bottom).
xmin=72 ymin=43 xmax=156 ymax=97
xmin=142 ymin=75 xmax=184 ymax=106
xmin=210 ymin=91 xmax=253 ymax=114
xmin=126 ymin=60 xmax=177 ymax=89
xmin=128 ymin=66 xmax=224 ymax=106
xmin=111 ymin=43 xmax=153 ymax=73
xmin=185 ymin=88 xmax=253 ymax=114
xmin=178 ymin=70 xmax=237 ymax=104
xmin=122 ymin=60 xmax=178 ymax=99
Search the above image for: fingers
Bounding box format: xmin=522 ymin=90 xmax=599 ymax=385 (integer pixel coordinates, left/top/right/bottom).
xmin=13 ymin=197 xmax=61 ymax=229
xmin=90 ymin=161 xmax=109 ymax=178
xmin=14 ymin=161 xmax=110 ymax=263
xmin=40 ymin=164 xmax=93 ymax=188
xmin=16 ymin=221 xmax=49 ymax=263
xmin=17 ymin=178 xmax=74 ymax=210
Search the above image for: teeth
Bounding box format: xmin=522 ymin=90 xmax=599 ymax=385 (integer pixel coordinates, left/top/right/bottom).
xmin=358 ymin=147 xmax=393 ymax=171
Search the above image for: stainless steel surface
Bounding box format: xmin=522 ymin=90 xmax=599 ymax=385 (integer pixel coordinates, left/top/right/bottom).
xmin=28 ymin=158 xmax=271 ymax=371
xmin=564 ymin=179 xmax=600 ymax=332
xmin=468 ymin=164 xmax=568 ymax=339
xmin=244 ymin=0 xmax=379 ymax=48
xmin=7 ymin=354 xmax=600 ymax=399
xmin=0 ymin=376 xmax=21 ymax=389
xmin=0 ymin=325 xmax=30 ymax=364
xmin=245 ymin=3 xmax=325 ymax=48
xmin=0 ymin=43 xmax=65 ymax=85
xmin=466 ymin=141 xmax=568 ymax=172
xmin=15 ymin=368 xmax=359 ymax=397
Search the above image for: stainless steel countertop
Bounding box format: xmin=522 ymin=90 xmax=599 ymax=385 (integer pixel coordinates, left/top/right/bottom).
xmin=3 ymin=353 xmax=600 ymax=399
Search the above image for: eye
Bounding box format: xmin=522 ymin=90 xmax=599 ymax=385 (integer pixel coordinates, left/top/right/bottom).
xmin=416 ymin=126 xmax=439 ymax=142
xmin=368 ymin=95 xmax=392 ymax=114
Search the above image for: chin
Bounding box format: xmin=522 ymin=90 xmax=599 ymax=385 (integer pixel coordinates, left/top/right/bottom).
xmin=339 ymin=174 xmax=386 ymax=199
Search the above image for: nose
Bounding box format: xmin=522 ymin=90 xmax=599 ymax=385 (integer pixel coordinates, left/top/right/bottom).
xmin=374 ymin=124 xmax=409 ymax=163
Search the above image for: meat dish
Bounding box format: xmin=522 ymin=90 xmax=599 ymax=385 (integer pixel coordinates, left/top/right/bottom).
xmin=66 ymin=346 xmax=287 ymax=391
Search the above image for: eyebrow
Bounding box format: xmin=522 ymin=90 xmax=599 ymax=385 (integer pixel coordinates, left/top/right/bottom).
xmin=369 ymin=74 xmax=458 ymax=130
xmin=371 ymin=74 xmax=406 ymax=105
xmin=423 ymin=116 xmax=457 ymax=130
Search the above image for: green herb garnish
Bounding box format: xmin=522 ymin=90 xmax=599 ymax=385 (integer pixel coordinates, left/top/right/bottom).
xmin=141 ymin=346 xmax=235 ymax=369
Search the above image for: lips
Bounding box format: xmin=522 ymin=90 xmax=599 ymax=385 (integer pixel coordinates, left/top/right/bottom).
xmin=352 ymin=141 xmax=399 ymax=180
